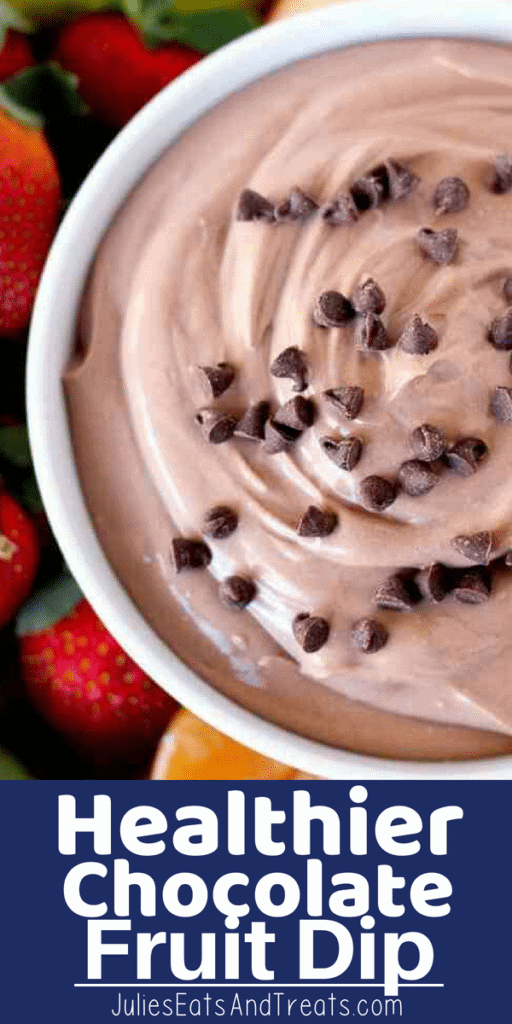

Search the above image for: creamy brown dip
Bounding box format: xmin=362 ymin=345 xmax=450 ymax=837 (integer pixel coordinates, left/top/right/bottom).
xmin=65 ymin=37 xmax=512 ymax=761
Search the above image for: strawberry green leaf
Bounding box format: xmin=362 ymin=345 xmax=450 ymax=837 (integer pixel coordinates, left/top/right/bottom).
xmin=122 ymin=0 xmax=155 ymax=29
xmin=16 ymin=569 xmax=82 ymax=636
xmin=122 ymin=0 xmax=146 ymax=19
xmin=21 ymin=472 xmax=43 ymax=514
xmin=142 ymin=4 xmax=259 ymax=52
xmin=0 ymin=745 xmax=34 ymax=780
xmin=0 ymin=425 xmax=32 ymax=468
xmin=0 ymin=61 xmax=85 ymax=129
xmin=1 ymin=0 xmax=116 ymax=26
xmin=0 ymin=1 xmax=35 ymax=34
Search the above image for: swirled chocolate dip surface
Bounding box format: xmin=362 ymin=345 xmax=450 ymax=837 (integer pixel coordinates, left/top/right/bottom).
xmin=66 ymin=38 xmax=512 ymax=760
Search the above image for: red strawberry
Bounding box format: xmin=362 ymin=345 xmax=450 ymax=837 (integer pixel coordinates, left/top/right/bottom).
xmin=0 ymin=111 xmax=60 ymax=334
xmin=0 ymin=30 xmax=34 ymax=83
xmin=53 ymin=13 xmax=201 ymax=129
xmin=20 ymin=598 xmax=178 ymax=767
xmin=0 ymin=490 xmax=39 ymax=626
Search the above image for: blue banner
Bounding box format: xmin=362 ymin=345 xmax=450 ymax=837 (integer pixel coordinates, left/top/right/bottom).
xmin=1 ymin=782 xmax=510 ymax=1022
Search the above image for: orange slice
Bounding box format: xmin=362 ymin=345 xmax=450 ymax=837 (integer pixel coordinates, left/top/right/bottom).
xmin=150 ymin=708 xmax=317 ymax=780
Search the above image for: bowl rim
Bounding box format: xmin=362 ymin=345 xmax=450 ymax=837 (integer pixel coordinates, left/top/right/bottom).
xmin=27 ymin=0 xmax=512 ymax=779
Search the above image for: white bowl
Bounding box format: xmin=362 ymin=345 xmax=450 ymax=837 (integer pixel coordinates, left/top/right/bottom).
xmin=27 ymin=0 xmax=512 ymax=779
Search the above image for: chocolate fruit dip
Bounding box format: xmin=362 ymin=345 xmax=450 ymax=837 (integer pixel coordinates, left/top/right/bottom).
xmin=65 ymin=37 xmax=512 ymax=762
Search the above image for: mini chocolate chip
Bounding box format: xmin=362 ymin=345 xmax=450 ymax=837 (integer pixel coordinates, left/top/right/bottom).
xmin=452 ymin=567 xmax=491 ymax=604
xmin=491 ymin=153 xmax=512 ymax=194
xmin=385 ymin=159 xmax=419 ymax=201
xmin=313 ymin=290 xmax=354 ymax=328
xmin=293 ymin=613 xmax=330 ymax=653
xmin=450 ymin=531 xmax=493 ymax=565
xmin=219 ymin=575 xmax=256 ymax=609
xmin=374 ymin=573 xmax=418 ymax=611
xmin=490 ymin=385 xmax=512 ymax=423
xmin=503 ymin=277 xmax=512 ymax=304
xmin=432 ymin=176 xmax=470 ymax=214
xmin=360 ymin=475 xmax=398 ymax=511
xmin=350 ymin=617 xmax=389 ymax=653
xmin=355 ymin=312 xmax=392 ymax=351
xmin=416 ymin=227 xmax=458 ymax=265
xmin=399 ymin=314 xmax=438 ymax=355
xmin=203 ymin=505 xmax=238 ymax=540
xmin=196 ymin=409 xmax=237 ymax=444
xmin=488 ymin=308 xmax=512 ymax=349
xmin=236 ymin=188 xmax=275 ymax=222
xmin=263 ymin=419 xmax=301 ymax=454
xmin=199 ymin=362 xmax=235 ymax=398
xmin=275 ymin=187 xmax=318 ymax=222
xmin=172 ymin=537 xmax=212 ymax=572
xmin=235 ymin=401 xmax=270 ymax=440
xmin=351 ymin=165 xmax=388 ymax=211
xmin=445 ymin=437 xmax=488 ymax=477
xmin=320 ymin=435 xmax=363 ymax=471
xmin=324 ymin=385 xmax=364 ymax=419
xmin=411 ymin=423 xmax=447 ymax=462
xmin=352 ymin=278 xmax=386 ymax=316
xmin=274 ymin=395 xmax=315 ymax=431
xmin=270 ymin=346 xmax=308 ymax=392
xmin=416 ymin=563 xmax=451 ymax=603
xmin=297 ymin=505 xmax=338 ymax=537
xmin=398 ymin=459 xmax=438 ymax=496
xmin=322 ymin=193 xmax=359 ymax=225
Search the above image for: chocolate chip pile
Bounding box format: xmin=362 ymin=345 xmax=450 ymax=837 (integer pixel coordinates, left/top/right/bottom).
xmin=172 ymin=153 xmax=512 ymax=660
